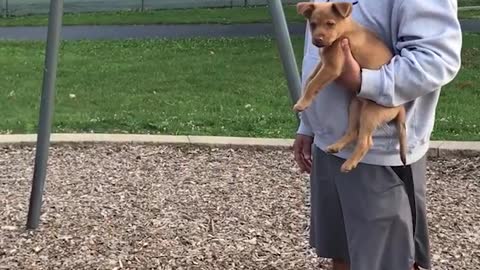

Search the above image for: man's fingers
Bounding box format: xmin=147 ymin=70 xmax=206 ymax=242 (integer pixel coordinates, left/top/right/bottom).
xmin=296 ymin=154 xmax=307 ymax=173
xmin=294 ymin=141 xmax=307 ymax=173
xmin=302 ymin=142 xmax=312 ymax=161
xmin=302 ymin=142 xmax=312 ymax=171
xmin=335 ymin=38 xmax=361 ymax=93
xmin=341 ymin=38 xmax=350 ymax=50
xmin=294 ymin=135 xmax=314 ymax=174
xmin=341 ymin=38 xmax=354 ymax=59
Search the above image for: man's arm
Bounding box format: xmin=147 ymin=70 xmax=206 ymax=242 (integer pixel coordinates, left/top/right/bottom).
xmin=357 ymin=0 xmax=462 ymax=107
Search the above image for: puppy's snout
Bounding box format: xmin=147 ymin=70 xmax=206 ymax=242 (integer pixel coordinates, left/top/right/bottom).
xmin=313 ymin=37 xmax=325 ymax=47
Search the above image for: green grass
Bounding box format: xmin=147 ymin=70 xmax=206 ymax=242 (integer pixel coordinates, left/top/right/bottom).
xmin=459 ymin=0 xmax=480 ymax=7
xmin=0 ymin=34 xmax=479 ymax=140
xmin=0 ymin=38 xmax=298 ymax=138
xmin=0 ymin=5 xmax=477 ymax=27
xmin=459 ymin=9 xmax=480 ymax=19
xmin=434 ymin=33 xmax=480 ymax=140
xmin=0 ymin=6 xmax=303 ymax=27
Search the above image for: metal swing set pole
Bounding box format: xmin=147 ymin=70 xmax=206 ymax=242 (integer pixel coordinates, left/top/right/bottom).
xmin=24 ymin=0 xmax=297 ymax=230
xmin=267 ymin=0 xmax=303 ymax=120
xmin=26 ymin=0 xmax=64 ymax=230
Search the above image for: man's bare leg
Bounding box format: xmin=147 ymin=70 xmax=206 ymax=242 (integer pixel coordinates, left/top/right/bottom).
xmin=332 ymin=259 xmax=349 ymax=270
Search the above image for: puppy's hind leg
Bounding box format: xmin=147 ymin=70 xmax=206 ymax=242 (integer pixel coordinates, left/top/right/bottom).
xmin=327 ymin=98 xmax=361 ymax=153
xmin=340 ymin=103 xmax=378 ymax=173
xmin=341 ymin=102 xmax=403 ymax=172
xmin=340 ymin=121 xmax=375 ymax=173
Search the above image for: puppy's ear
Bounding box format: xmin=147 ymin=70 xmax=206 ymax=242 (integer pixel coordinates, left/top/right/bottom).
xmin=332 ymin=2 xmax=352 ymax=18
xmin=297 ymin=2 xmax=315 ymax=18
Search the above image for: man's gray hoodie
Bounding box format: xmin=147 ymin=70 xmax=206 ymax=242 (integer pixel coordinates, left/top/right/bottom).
xmin=297 ymin=0 xmax=462 ymax=166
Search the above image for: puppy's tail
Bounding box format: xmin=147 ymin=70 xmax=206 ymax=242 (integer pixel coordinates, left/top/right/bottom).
xmin=396 ymin=107 xmax=407 ymax=166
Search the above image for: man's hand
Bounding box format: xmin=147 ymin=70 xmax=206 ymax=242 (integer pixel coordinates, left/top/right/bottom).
xmin=335 ymin=39 xmax=362 ymax=94
xmin=293 ymin=134 xmax=314 ymax=174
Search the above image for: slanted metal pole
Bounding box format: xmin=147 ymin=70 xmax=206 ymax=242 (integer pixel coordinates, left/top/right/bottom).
xmin=26 ymin=0 xmax=64 ymax=230
xmin=3 ymin=0 xmax=8 ymax=17
xmin=267 ymin=0 xmax=302 ymax=118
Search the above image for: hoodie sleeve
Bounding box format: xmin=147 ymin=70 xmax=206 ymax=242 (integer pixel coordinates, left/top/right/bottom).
xmin=296 ymin=23 xmax=316 ymax=137
xmin=357 ymin=0 xmax=462 ymax=107
xmin=297 ymin=112 xmax=314 ymax=136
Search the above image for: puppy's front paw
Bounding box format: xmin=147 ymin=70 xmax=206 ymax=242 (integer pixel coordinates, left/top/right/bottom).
xmin=340 ymin=160 xmax=358 ymax=173
xmin=293 ymin=99 xmax=311 ymax=112
xmin=326 ymin=144 xmax=342 ymax=153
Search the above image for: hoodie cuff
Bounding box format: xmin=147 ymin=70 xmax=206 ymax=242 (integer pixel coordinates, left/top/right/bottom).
xmin=357 ymin=68 xmax=383 ymax=103
xmin=297 ymin=117 xmax=314 ymax=137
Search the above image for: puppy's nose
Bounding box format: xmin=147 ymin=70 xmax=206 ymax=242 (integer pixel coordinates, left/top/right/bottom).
xmin=313 ymin=37 xmax=325 ymax=47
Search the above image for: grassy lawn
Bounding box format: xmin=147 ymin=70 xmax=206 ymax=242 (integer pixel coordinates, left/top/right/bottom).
xmin=459 ymin=0 xmax=480 ymax=6
xmin=460 ymin=9 xmax=480 ymax=19
xmin=0 ymin=6 xmax=301 ymax=26
xmin=0 ymin=33 xmax=479 ymax=140
xmin=0 ymin=5 xmax=478 ymax=27
xmin=434 ymin=33 xmax=480 ymax=140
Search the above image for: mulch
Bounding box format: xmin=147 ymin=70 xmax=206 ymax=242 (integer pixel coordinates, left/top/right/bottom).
xmin=0 ymin=144 xmax=478 ymax=269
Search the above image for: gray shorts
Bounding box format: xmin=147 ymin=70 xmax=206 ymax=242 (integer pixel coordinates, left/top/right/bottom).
xmin=309 ymin=146 xmax=431 ymax=270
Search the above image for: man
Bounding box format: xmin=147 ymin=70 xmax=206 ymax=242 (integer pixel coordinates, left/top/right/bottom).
xmin=293 ymin=0 xmax=462 ymax=269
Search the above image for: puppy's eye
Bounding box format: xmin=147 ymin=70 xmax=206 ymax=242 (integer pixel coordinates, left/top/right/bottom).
xmin=326 ymin=21 xmax=336 ymax=27
xmin=310 ymin=22 xmax=317 ymax=29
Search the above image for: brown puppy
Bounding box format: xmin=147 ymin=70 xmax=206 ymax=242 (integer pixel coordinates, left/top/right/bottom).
xmin=294 ymin=1 xmax=407 ymax=172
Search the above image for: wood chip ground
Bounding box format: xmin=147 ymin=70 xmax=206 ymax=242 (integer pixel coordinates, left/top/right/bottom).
xmin=0 ymin=145 xmax=478 ymax=269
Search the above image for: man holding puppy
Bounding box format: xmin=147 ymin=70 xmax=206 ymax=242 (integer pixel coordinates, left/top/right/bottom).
xmin=293 ymin=0 xmax=462 ymax=269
